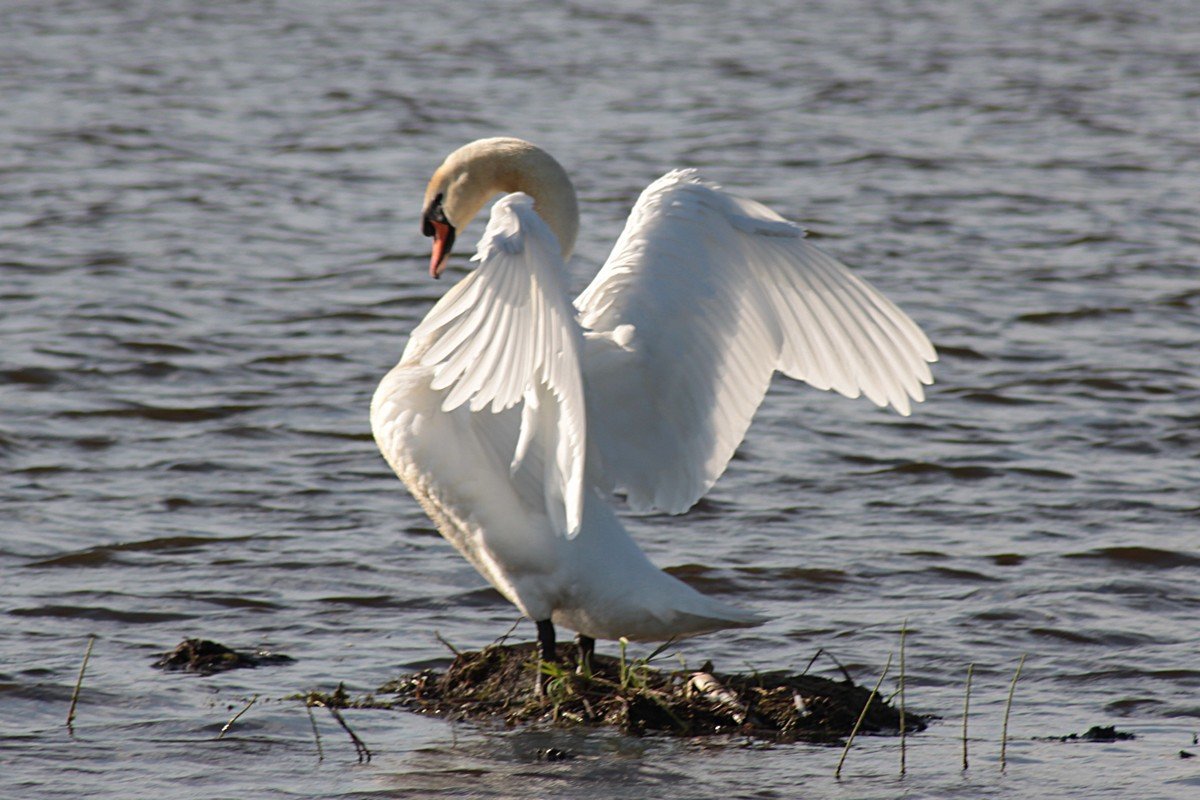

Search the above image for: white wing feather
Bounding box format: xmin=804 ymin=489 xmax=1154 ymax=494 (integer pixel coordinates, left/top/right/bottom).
xmin=576 ymin=170 xmax=936 ymax=515
xmin=408 ymin=193 xmax=586 ymax=535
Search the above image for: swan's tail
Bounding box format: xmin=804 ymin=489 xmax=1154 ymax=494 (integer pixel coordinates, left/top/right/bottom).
xmin=553 ymin=553 xmax=768 ymax=642
xmin=547 ymin=490 xmax=768 ymax=642
xmin=631 ymin=572 xmax=767 ymax=642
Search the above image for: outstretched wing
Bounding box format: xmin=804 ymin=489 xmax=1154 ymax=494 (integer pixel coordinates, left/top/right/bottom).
xmin=575 ymin=170 xmax=936 ymax=515
xmin=405 ymin=193 xmax=586 ymax=535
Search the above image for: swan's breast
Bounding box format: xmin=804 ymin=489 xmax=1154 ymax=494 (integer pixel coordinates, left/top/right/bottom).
xmin=370 ymin=361 xmax=566 ymax=614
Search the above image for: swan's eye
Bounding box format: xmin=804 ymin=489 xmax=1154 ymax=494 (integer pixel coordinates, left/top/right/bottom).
xmin=422 ymin=193 xmax=447 ymax=237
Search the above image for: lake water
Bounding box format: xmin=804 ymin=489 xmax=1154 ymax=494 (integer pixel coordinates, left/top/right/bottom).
xmin=2 ymin=1 xmax=1199 ymax=797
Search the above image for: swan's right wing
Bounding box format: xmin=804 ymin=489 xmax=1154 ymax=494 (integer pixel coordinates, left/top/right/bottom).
xmin=576 ymin=171 xmax=936 ymax=515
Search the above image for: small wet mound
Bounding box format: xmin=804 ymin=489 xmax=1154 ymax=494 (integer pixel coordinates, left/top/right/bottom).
xmin=1038 ymin=725 xmax=1137 ymax=743
xmin=152 ymin=638 xmax=295 ymax=675
xmin=379 ymin=642 xmax=924 ymax=743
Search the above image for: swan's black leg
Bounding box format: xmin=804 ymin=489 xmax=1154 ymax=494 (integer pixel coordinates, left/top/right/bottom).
xmin=535 ymin=619 xmax=556 ymax=696
xmin=577 ymin=634 xmax=595 ymax=677
xmin=536 ymin=619 xmax=557 ymax=661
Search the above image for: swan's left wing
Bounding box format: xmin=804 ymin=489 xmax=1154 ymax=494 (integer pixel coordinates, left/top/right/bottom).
xmin=576 ymin=171 xmax=936 ymax=515
xmin=405 ymin=193 xmax=586 ymax=535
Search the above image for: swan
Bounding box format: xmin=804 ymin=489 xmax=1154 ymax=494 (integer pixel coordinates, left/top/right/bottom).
xmin=371 ymin=137 xmax=936 ymax=673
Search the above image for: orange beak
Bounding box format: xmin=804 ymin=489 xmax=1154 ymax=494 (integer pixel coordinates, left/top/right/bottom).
xmin=428 ymin=219 xmax=455 ymax=279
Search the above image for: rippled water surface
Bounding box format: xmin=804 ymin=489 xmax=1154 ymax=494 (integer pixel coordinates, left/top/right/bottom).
xmin=3 ymin=1 xmax=1199 ymax=797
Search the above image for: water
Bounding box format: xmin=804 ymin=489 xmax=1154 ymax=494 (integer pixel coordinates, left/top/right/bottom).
xmin=2 ymin=0 xmax=1199 ymax=797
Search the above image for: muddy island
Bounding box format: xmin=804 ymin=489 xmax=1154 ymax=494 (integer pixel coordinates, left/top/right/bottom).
xmin=366 ymin=641 xmax=922 ymax=744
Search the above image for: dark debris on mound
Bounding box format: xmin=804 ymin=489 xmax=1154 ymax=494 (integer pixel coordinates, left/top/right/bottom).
xmin=374 ymin=642 xmax=926 ymax=743
xmin=152 ymin=638 xmax=295 ymax=676
xmin=1037 ymin=725 xmax=1137 ymax=743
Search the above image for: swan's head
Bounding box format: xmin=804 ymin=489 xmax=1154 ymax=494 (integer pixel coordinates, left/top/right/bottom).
xmin=421 ymin=137 xmax=579 ymax=278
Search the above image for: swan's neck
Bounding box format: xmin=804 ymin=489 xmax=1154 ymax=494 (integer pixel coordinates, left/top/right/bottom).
xmin=426 ymin=137 xmax=579 ymax=259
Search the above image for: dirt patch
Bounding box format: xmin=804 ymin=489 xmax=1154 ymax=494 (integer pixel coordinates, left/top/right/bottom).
xmin=372 ymin=642 xmax=925 ymax=743
xmin=152 ymin=638 xmax=295 ymax=675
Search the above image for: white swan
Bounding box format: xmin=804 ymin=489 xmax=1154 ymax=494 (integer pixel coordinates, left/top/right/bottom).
xmin=371 ymin=138 xmax=936 ymax=667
